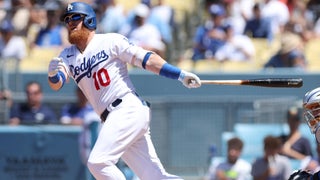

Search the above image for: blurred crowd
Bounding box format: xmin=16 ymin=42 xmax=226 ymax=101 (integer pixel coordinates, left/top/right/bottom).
xmin=191 ymin=0 xmax=320 ymax=71
xmin=0 ymin=0 xmax=320 ymax=73
xmin=203 ymin=106 xmax=320 ymax=180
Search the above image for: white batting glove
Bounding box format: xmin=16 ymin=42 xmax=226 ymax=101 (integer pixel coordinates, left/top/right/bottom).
xmin=48 ymin=57 xmax=68 ymax=77
xmin=178 ymin=70 xmax=201 ymax=88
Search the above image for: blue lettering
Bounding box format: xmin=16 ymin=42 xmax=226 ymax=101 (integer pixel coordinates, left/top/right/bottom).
xmin=70 ymin=50 xmax=109 ymax=83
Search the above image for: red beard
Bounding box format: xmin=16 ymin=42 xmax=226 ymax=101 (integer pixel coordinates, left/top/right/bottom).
xmin=68 ymin=27 xmax=90 ymax=45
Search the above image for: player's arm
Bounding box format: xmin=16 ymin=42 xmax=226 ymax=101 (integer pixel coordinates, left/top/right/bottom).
xmin=48 ymin=57 xmax=69 ymax=91
xmin=141 ymin=52 xmax=201 ymax=88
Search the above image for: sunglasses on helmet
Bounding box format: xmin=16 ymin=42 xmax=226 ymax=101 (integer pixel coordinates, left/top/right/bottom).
xmin=64 ymin=14 xmax=84 ymax=24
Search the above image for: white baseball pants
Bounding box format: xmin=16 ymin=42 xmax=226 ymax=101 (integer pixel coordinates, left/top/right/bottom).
xmin=87 ymin=93 xmax=183 ymax=180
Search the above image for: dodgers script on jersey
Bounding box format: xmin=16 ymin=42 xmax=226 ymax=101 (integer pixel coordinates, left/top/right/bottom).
xmin=58 ymin=33 xmax=149 ymax=115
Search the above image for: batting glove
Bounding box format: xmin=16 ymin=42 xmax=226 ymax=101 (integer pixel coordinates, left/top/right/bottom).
xmin=48 ymin=57 xmax=68 ymax=77
xmin=178 ymin=70 xmax=201 ymax=88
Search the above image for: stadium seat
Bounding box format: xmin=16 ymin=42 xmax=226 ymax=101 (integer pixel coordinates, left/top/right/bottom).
xmin=250 ymin=38 xmax=280 ymax=68
xmin=219 ymin=60 xmax=257 ymax=72
xmin=305 ymin=38 xmax=320 ymax=72
xmin=176 ymin=59 xmax=194 ymax=72
xmin=193 ymin=59 xmax=221 ymax=72
xmin=20 ymin=47 xmax=60 ymax=72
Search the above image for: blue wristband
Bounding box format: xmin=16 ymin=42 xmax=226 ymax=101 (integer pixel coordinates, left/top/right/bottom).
xmin=48 ymin=71 xmax=66 ymax=84
xmin=142 ymin=52 xmax=153 ymax=69
xmin=159 ymin=63 xmax=181 ymax=79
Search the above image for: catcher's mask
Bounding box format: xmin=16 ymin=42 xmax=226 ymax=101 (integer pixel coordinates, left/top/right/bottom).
xmin=303 ymin=87 xmax=320 ymax=143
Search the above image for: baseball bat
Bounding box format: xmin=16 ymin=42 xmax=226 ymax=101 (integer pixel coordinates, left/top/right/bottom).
xmin=200 ymin=78 xmax=303 ymax=88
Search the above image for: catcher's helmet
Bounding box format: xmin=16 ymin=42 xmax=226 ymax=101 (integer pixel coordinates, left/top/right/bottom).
xmin=60 ymin=2 xmax=96 ymax=30
xmin=303 ymin=87 xmax=320 ymax=143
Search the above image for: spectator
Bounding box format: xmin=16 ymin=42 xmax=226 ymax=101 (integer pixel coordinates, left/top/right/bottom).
xmin=284 ymin=0 xmax=315 ymax=43
xmin=214 ymin=25 xmax=255 ymax=62
xmin=263 ymin=32 xmax=307 ymax=70
xmin=191 ymin=4 xmax=229 ymax=61
xmin=251 ymin=135 xmax=292 ymax=180
xmin=31 ymin=2 xmax=69 ymax=49
xmin=9 ymin=81 xmax=58 ymax=125
xmin=243 ymin=2 xmax=273 ymax=43
xmin=148 ymin=0 xmax=175 ymax=60
xmin=279 ymin=106 xmax=313 ymax=160
xmin=95 ymin=0 xmax=126 ymax=34
xmin=261 ymin=0 xmax=290 ymax=36
xmin=0 ymin=19 xmax=27 ymax=61
xmin=148 ymin=0 xmax=175 ymax=45
xmin=60 ymin=87 xmax=99 ymax=126
xmin=10 ymin=0 xmax=33 ymax=36
xmin=25 ymin=4 xmax=47 ymax=49
xmin=205 ymin=137 xmax=252 ymax=180
xmin=313 ymin=17 xmax=320 ymax=38
xmin=60 ymin=87 xmax=100 ymax=180
xmin=60 ymin=86 xmax=100 ymax=161
xmin=222 ymin=0 xmax=255 ymax=35
xmin=0 ymin=88 xmax=12 ymax=122
xmin=0 ymin=88 xmax=12 ymax=107
xmin=119 ymin=3 xmax=166 ymax=57
xmin=0 ymin=0 xmax=10 ymax=25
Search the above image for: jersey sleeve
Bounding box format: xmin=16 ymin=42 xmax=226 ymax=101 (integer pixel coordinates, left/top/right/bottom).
xmin=113 ymin=33 xmax=149 ymax=68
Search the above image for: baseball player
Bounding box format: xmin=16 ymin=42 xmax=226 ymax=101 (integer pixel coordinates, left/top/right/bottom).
xmin=47 ymin=2 xmax=201 ymax=180
xmin=288 ymin=87 xmax=320 ymax=180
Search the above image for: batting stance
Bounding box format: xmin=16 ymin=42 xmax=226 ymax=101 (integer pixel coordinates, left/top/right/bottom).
xmin=47 ymin=2 xmax=201 ymax=180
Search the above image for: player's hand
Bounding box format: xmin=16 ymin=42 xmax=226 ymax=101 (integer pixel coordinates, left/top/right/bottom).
xmin=48 ymin=57 xmax=67 ymax=77
xmin=178 ymin=70 xmax=201 ymax=88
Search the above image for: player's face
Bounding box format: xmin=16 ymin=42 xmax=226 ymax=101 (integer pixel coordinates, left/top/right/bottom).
xmin=304 ymin=103 xmax=320 ymax=133
xmin=64 ymin=14 xmax=90 ymax=45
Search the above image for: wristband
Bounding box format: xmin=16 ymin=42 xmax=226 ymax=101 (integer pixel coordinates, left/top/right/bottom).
xmin=48 ymin=71 xmax=66 ymax=84
xmin=159 ymin=63 xmax=181 ymax=79
xmin=142 ymin=52 xmax=153 ymax=69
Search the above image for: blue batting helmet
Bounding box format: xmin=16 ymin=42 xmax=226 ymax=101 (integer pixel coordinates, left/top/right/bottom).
xmin=60 ymin=2 xmax=96 ymax=30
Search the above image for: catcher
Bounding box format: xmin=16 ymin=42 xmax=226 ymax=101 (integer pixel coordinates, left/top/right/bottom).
xmin=289 ymin=87 xmax=320 ymax=180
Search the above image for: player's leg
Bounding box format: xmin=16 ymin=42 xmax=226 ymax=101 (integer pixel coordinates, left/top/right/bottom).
xmin=87 ymin=93 xmax=151 ymax=179
xmin=122 ymin=131 xmax=184 ymax=180
xmin=86 ymin=115 xmax=127 ymax=180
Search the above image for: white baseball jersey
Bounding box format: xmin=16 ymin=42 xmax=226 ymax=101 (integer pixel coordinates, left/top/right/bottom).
xmin=58 ymin=33 xmax=149 ymax=116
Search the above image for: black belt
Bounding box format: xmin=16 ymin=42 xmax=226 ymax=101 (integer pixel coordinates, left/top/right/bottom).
xmin=100 ymin=95 xmax=151 ymax=122
xmin=100 ymin=99 xmax=122 ymax=122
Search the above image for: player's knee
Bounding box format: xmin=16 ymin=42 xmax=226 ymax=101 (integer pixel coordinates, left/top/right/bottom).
xmin=87 ymin=160 xmax=103 ymax=176
xmin=87 ymin=160 xmax=126 ymax=179
xmin=87 ymin=158 xmax=114 ymax=173
xmin=86 ymin=160 xmax=95 ymax=173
